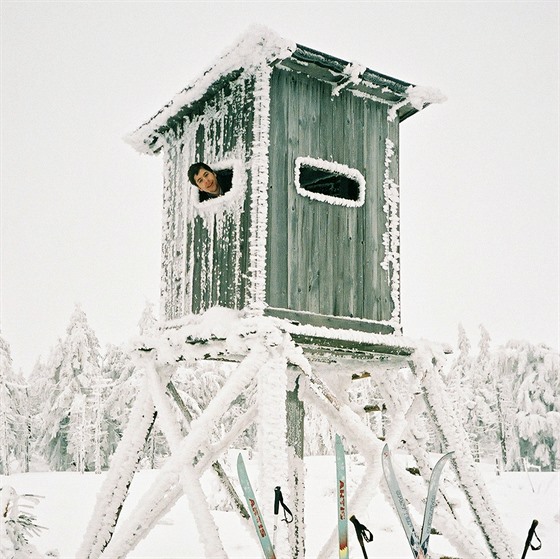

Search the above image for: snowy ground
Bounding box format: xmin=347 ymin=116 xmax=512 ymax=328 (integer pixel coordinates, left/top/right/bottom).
xmin=2 ymin=452 xmax=558 ymax=559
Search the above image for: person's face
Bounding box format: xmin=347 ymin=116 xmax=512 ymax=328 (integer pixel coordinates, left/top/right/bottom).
xmin=194 ymin=168 xmax=219 ymax=194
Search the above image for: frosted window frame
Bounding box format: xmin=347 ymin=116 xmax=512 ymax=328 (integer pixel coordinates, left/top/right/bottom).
xmin=294 ymin=156 xmax=366 ymax=208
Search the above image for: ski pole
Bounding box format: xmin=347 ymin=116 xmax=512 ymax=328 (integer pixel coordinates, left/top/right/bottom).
xmin=521 ymin=519 xmax=541 ymax=559
xmin=273 ymin=486 xmax=281 ymax=550
xmin=272 ymin=485 xmax=293 ymax=550
xmin=349 ymin=515 xmax=373 ymax=559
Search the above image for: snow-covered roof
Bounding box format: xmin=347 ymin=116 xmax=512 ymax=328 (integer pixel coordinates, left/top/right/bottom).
xmin=126 ymin=25 xmax=443 ymax=155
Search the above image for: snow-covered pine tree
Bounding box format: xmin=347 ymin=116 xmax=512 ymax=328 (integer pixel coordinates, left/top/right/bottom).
xmin=0 ymin=486 xmax=45 ymax=559
xmin=27 ymin=357 xmax=54 ymax=471
xmin=68 ymin=393 xmax=89 ymax=473
xmin=102 ymin=344 xmax=140 ymax=459
xmin=492 ymin=346 xmax=517 ymax=471
xmin=38 ymin=305 xmax=102 ymax=471
xmin=503 ymin=340 xmax=560 ymax=471
xmin=138 ymin=300 xmax=159 ymax=336
xmin=447 ymin=323 xmax=472 ymax=428
xmin=0 ymin=334 xmax=19 ymax=475
xmin=472 ymin=325 xmax=500 ymax=460
xmin=11 ymin=369 xmax=33 ymax=474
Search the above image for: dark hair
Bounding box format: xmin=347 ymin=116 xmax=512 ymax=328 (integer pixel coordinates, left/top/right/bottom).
xmin=188 ymin=162 xmax=214 ymax=186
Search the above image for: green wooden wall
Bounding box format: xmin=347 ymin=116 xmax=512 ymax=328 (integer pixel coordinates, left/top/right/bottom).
xmin=266 ymin=67 xmax=397 ymax=331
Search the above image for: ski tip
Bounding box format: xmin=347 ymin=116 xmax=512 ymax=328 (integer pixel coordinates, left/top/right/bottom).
xmin=382 ymin=443 xmax=389 ymax=455
xmin=237 ymin=452 xmax=244 ymax=469
xmin=335 ymin=433 xmax=342 ymax=444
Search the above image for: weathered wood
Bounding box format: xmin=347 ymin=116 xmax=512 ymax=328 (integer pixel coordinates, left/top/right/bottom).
xmin=267 ymin=68 xmax=395 ymax=330
xmin=267 ymin=69 xmax=289 ymax=309
xmin=264 ymin=307 xmax=394 ymax=334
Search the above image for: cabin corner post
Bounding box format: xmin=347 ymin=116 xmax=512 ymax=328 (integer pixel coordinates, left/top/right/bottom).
xmin=381 ymin=133 xmax=402 ymax=332
xmin=248 ymin=63 xmax=273 ymax=313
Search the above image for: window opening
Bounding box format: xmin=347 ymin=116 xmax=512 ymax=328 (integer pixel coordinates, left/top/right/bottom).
xmin=295 ymin=157 xmax=365 ymax=207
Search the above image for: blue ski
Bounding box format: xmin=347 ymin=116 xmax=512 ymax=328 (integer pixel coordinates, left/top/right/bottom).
xmin=237 ymin=453 xmax=276 ymax=559
xmin=335 ymin=434 xmax=349 ymax=559
xmin=382 ymin=444 xmax=453 ymax=559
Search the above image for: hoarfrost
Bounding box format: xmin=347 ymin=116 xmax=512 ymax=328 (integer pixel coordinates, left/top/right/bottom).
xmin=388 ymin=85 xmax=447 ymax=122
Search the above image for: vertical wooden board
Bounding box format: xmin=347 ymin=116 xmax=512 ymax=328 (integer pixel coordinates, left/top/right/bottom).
xmin=362 ymin=100 xmax=384 ymax=321
xmin=302 ymin=79 xmax=322 ymax=314
xmin=316 ymin=88 xmax=335 ymax=314
xmin=191 ymin=217 xmax=203 ymax=314
xmin=267 ymin=69 xmax=289 ymax=309
xmin=351 ymin=96 xmax=366 ymax=319
xmin=330 ymin=93 xmax=349 ymax=317
xmin=339 ymin=91 xmax=359 ymax=318
xmin=287 ymin=73 xmax=302 ymax=310
xmin=238 ymin=187 xmax=252 ymax=309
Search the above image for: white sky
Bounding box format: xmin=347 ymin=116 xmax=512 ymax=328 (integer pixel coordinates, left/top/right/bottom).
xmin=1 ymin=1 xmax=559 ymax=373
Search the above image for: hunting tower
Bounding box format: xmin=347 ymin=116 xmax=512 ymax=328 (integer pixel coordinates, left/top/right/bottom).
xmin=93 ymin=27 xmax=515 ymax=559
xmin=127 ymin=26 xmax=439 ymax=336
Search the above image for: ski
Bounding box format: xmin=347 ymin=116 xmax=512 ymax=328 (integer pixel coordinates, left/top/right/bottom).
xmin=382 ymin=444 xmax=453 ymax=559
xmin=335 ymin=434 xmax=349 ymax=559
xmin=236 ymin=453 xmax=276 ymax=559
xmin=418 ymin=451 xmax=454 ymax=556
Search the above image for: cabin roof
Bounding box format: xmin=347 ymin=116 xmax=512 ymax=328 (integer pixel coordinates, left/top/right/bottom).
xmin=126 ymin=25 xmax=442 ymax=155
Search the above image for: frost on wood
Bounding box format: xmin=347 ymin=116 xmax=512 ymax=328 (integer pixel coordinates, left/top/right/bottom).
xmin=387 ymin=85 xmax=447 ymax=122
xmin=412 ymin=343 xmax=516 ymax=559
xmin=331 ymin=62 xmax=366 ymax=97
xmin=126 ymin=25 xmax=295 ymax=154
xmin=381 ymin=138 xmax=401 ymax=330
xmin=247 ymin=64 xmax=273 ymax=313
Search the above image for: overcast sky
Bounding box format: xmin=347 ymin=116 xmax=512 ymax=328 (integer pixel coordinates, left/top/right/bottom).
xmin=1 ymin=1 xmax=558 ymax=373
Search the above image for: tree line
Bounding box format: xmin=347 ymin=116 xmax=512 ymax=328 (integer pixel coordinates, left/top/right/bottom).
xmin=0 ymin=311 xmax=558 ymax=475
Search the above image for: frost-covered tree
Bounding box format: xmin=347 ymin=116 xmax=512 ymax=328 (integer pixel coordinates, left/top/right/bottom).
xmin=68 ymin=393 xmax=89 ymax=473
xmin=471 ymin=325 xmax=499 ymax=460
xmin=0 ymin=486 xmax=45 ymax=559
xmin=10 ymin=370 xmax=33 ymax=474
xmin=502 ymin=341 xmax=560 ymax=471
xmin=447 ymin=324 xmax=472 ymax=420
xmin=38 ymin=305 xmax=102 ymax=470
xmin=138 ymin=300 xmax=159 ymax=336
xmin=102 ymin=344 xmax=139 ymax=457
xmin=0 ymin=334 xmax=19 ymax=475
xmin=26 ymin=358 xmax=54 ymax=470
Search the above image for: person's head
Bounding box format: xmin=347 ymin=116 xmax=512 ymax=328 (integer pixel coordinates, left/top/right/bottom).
xmin=188 ymin=162 xmax=220 ymax=195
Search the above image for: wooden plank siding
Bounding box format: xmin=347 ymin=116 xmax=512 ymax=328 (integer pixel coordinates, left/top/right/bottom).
xmin=266 ymin=68 xmax=396 ymax=331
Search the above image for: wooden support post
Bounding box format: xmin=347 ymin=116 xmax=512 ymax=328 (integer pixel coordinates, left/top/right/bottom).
xmin=286 ymin=371 xmax=305 ymax=559
xmin=166 ymin=380 xmax=250 ymax=520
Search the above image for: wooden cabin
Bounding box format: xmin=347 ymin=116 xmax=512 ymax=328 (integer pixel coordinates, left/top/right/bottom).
xmin=127 ymin=26 xmax=437 ymax=337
